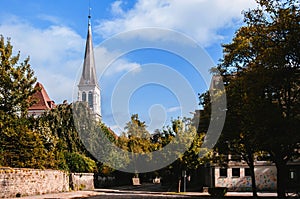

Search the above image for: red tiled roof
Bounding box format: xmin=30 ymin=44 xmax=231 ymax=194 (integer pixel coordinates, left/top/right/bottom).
xmin=108 ymin=127 xmax=118 ymax=140
xmin=28 ymin=82 xmax=55 ymax=111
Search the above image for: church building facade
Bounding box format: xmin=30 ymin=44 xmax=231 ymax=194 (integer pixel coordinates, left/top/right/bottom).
xmin=77 ymin=15 xmax=101 ymax=120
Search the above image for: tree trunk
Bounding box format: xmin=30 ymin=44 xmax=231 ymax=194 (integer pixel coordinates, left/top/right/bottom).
xmin=245 ymin=151 xmax=258 ymax=198
xmin=178 ymin=178 xmax=181 ymax=193
xmin=276 ymin=160 xmax=288 ymax=198
xmin=249 ymin=164 xmax=258 ymax=198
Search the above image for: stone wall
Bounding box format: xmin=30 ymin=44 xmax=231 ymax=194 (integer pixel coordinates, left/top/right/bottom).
xmin=69 ymin=173 xmax=94 ymax=191
xmin=0 ymin=167 xmax=69 ymax=198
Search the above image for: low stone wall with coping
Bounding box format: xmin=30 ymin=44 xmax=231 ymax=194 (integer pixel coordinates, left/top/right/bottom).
xmin=0 ymin=167 xmax=69 ymax=198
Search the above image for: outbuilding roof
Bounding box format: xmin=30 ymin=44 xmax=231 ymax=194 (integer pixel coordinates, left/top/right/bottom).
xmin=28 ymin=82 xmax=55 ymax=111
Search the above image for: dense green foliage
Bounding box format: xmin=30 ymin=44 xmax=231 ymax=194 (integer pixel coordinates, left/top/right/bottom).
xmin=0 ymin=36 xmax=97 ymax=172
xmin=34 ymin=102 xmax=98 ymax=172
xmin=0 ymin=118 xmax=53 ymax=169
xmin=0 ymin=35 xmax=47 ymax=169
xmin=114 ymin=115 xmax=208 ymax=191
xmin=64 ymin=152 xmax=97 ymax=173
xmin=208 ymin=187 xmax=227 ymax=197
xmin=0 ymin=35 xmax=37 ymax=117
xmin=199 ymin=0 xmax=300 ymax=197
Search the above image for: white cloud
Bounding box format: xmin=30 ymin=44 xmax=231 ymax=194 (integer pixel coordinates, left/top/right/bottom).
xmin=96 ymin=0 xmax=256 ymax=46
xmin=0 ymin=15 xmax=144 ymax=104
xmin=105 ymin=59 xmax=141 ymax=76
xmin=94 ymin=46 xmax=142 ymax=76
xmin=167 ymin=106 xmax=181 ymax=113
xmin=0 ymin=16 xmax=85 ymax=103
xmin=111 ymin=0 xmax=125 ymax=16
xmin=36 ymin=68 xmax=76 ymax=104
xmin=0 ymin=18 xmax=83 ymax=63
xmin=37 ymin=14 xmax=62 ymax=24
xmin=109 ymin=125 xmax=123 ymax=135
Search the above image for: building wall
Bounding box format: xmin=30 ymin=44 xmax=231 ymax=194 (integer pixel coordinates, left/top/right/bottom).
xmin=28 ymin=109 xmax=47 ymax=117
xmin=214 ymin=163 xmax=277 ymax=191
xmin=77 ymin=85 xmax=101 ymax=118
xmin=0 ymin=168 xmax=69 ymax=198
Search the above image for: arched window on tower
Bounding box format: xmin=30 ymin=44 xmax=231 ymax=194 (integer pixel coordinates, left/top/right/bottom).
xmin=82 ymin=92 xmax=86 ymax=102
xmin=88 ymin=91 xmax=93 ymax=108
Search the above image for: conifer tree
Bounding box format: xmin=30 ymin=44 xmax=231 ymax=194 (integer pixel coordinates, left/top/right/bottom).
xmin=0 ymin=35 xmax=37 ymax=118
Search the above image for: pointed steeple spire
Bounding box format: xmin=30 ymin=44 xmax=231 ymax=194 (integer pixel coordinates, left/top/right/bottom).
xmin=79 ymin=13 xmax=98 ymax=86
xmin=78 ymin=9 xmax=101 ymax=120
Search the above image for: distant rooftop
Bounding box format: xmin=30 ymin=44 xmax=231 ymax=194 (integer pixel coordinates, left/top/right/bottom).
xmin=28 ymin=82 xmax=55 ymax=111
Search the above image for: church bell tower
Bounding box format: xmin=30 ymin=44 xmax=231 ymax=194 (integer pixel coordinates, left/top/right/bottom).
xmin=78 ymin=13 xmax=101 ymax=120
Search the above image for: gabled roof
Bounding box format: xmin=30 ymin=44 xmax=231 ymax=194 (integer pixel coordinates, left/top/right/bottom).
xmin=29 ymin=82 xmax=55 ymax=111
xmin=79 ymin=18 xmax=98 ymax=86
xmin=108 ymin=127 xmax=119 ymax=140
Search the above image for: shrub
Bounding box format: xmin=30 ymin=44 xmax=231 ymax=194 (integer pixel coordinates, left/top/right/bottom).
xmin=64 ymin=152 xmax=97 ymax=173
xmin=208 ymin=187 xmax=227 ymax=197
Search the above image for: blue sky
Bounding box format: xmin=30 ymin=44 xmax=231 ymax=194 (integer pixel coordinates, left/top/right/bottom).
xmin=0 ymin=0 xmax=256 ymax=134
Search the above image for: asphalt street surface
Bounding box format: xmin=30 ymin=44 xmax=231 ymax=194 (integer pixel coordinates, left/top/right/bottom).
xmin=85 ymin=184 xmax=279 ymax=199
xmin=13 ymin=183 xmax=282 ymax=198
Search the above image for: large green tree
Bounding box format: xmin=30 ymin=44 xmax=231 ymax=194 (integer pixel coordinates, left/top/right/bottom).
xmin=152 ymin=118 xmax=207 ymax=192
xmin=0 ymin=36 xmax=53 ymax=168
xmin=0 ymin=35 xmax=37 ymax=118
xmin=123 ymin=114 xmax=152 ymax=176
xmin=0 ymin=36 xmax=99 ymax=172
xmin=210 ymin=74 xmax=262 ymax=197
xmin=0 ymin=118 xmax=52 ymax=169
xmin=72 ymin=101 xmax=127 ymax=173
xmin=215 ymin=0 xmax=300 ymax=197
xmin=37 ymin=102 xmax=99 ymax=172
xmin=37 ymin=103 xmax=86 ymax=153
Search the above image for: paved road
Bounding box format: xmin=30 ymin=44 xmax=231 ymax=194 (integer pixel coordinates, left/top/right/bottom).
xmin=91 ymin=184 xmax=200 ymax=198
xmin=86 ymin=184 xmax=278 ymax=199
xmin=11 ymin=184 xmax=280 ymax=199
xmin=88 ymin=191 xmax=199 ymax=199
xmin=86 ymin=191 xmax=279 ymax=199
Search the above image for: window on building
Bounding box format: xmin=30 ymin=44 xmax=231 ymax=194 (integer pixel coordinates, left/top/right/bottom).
xmin=244 ymin=168 xmax=251 ymax=176
xmin=82 ymin=92 xmax=86 ymax=101
xmin=88 ymin=91 xmax=93 ymax=108
xmin=232 ymin=168 xmax=240 ymax=177
xmin=219 ymin=168 xmax=227 ymax=177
